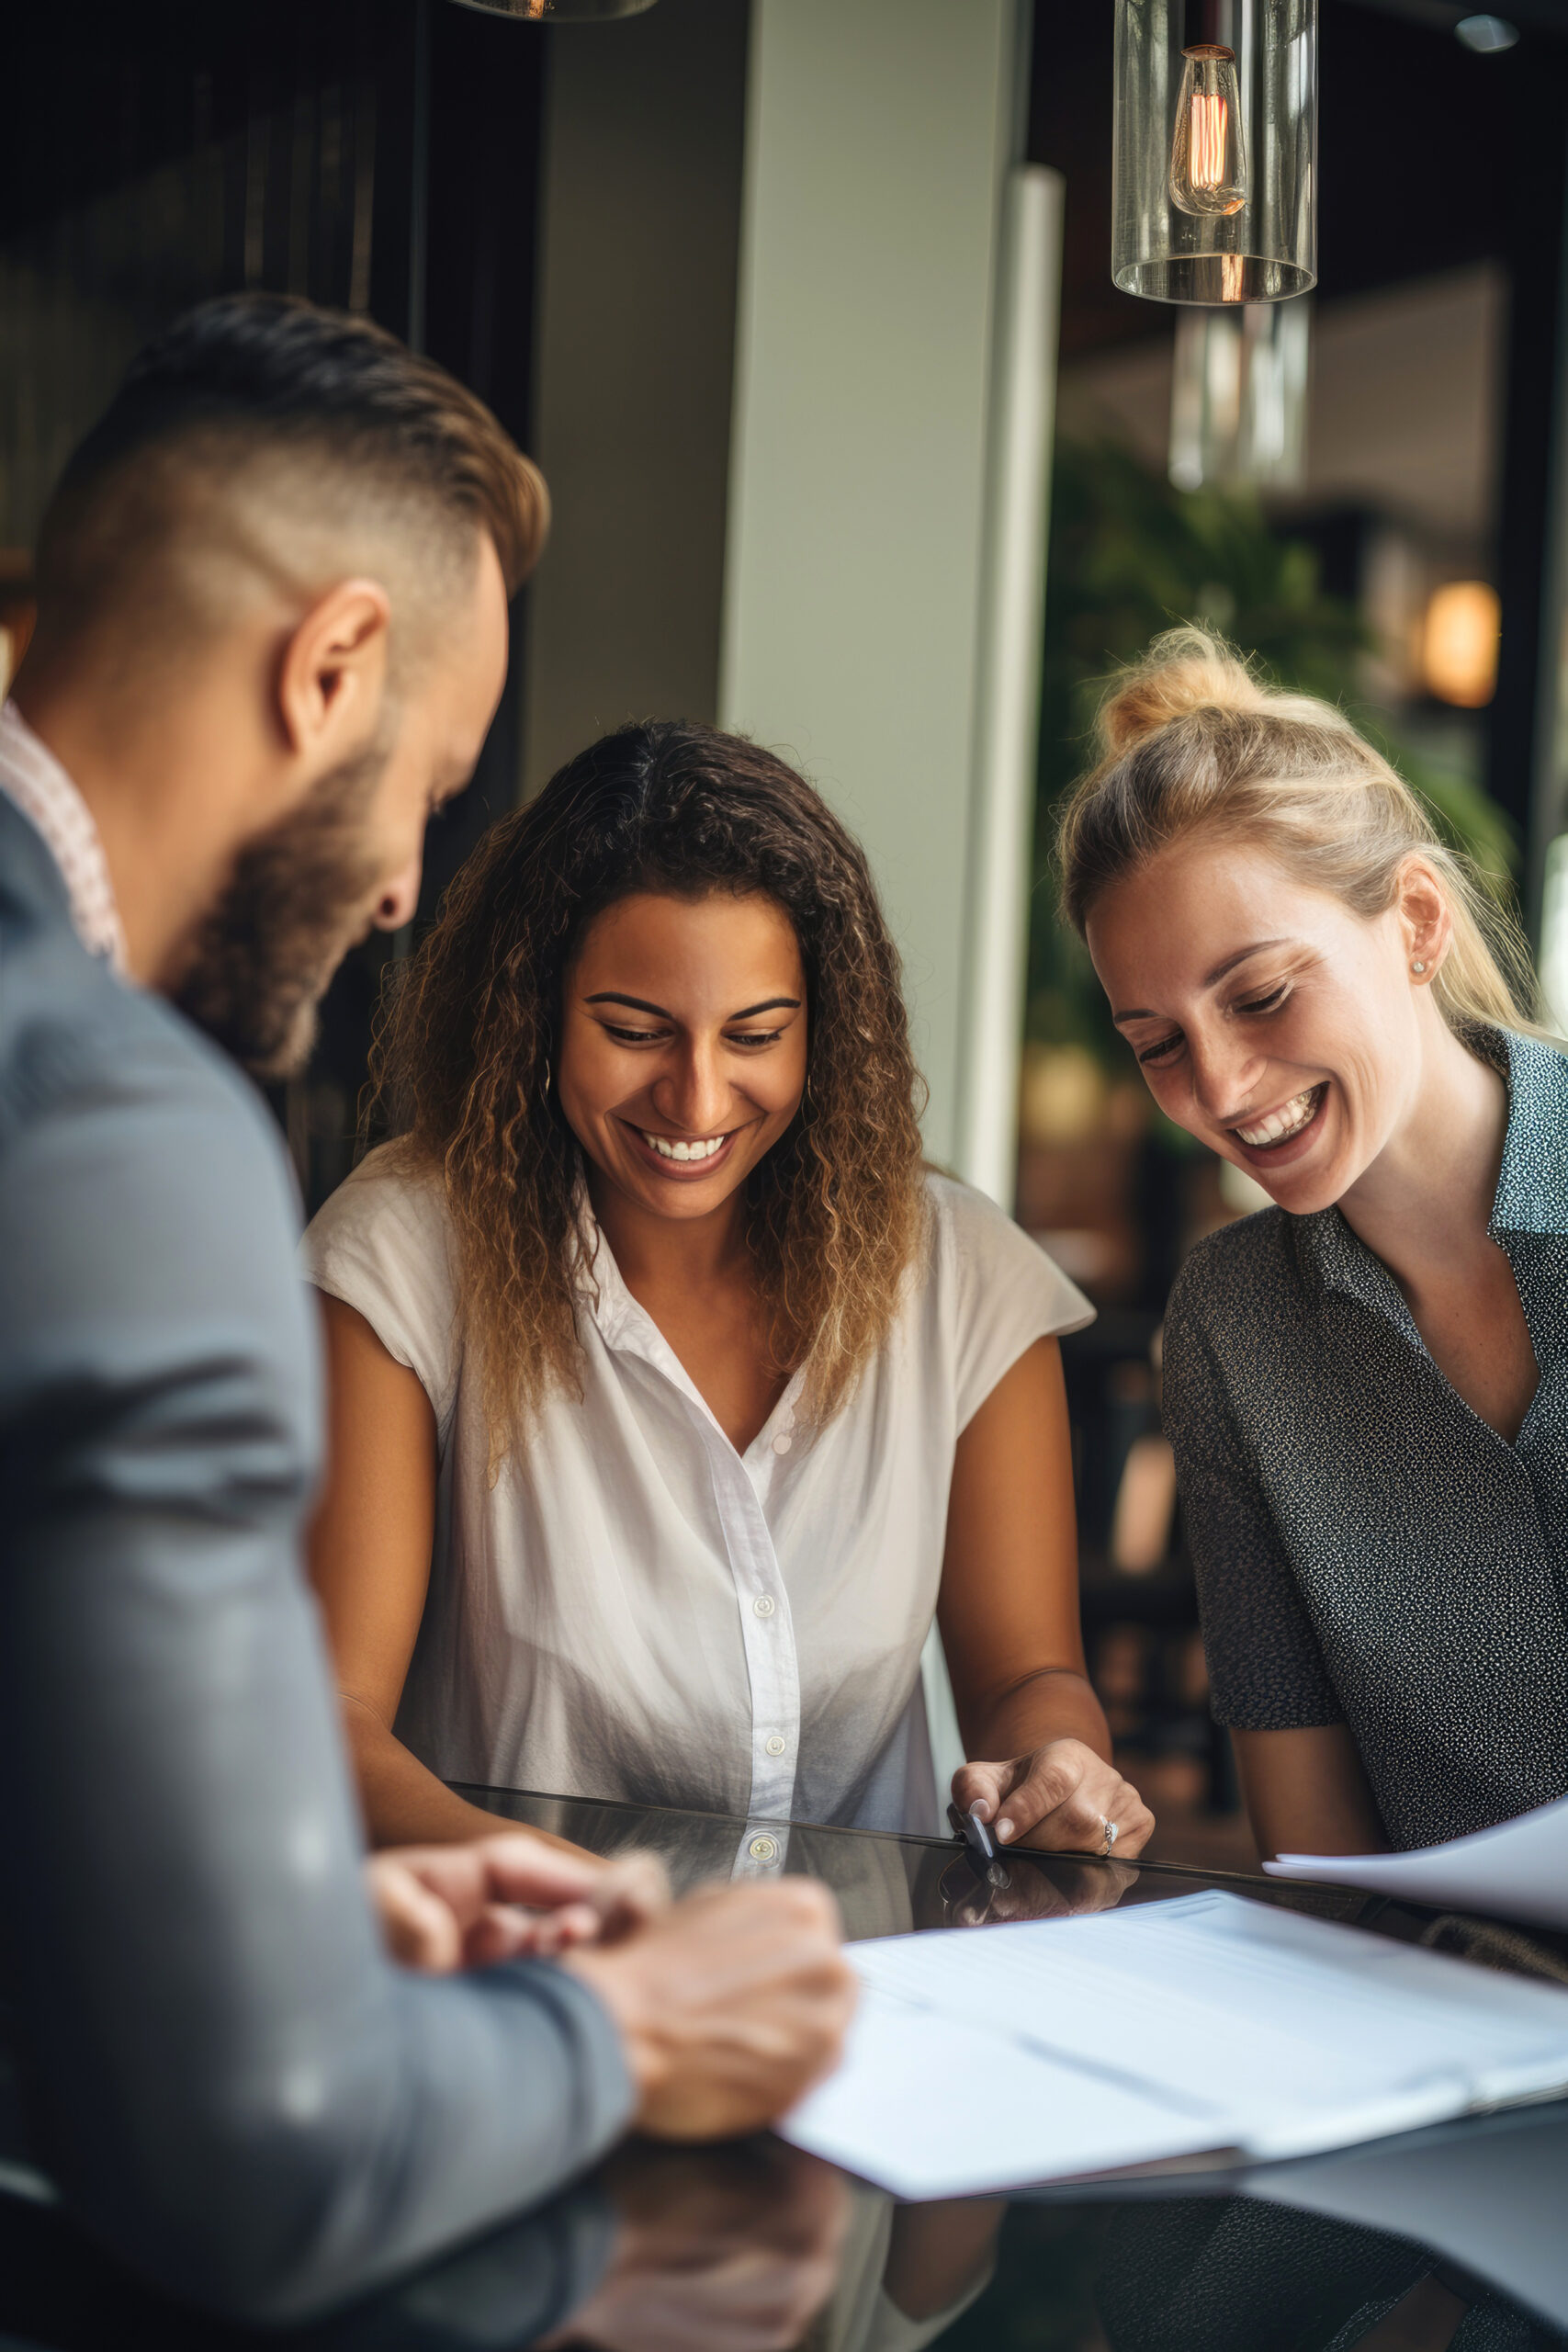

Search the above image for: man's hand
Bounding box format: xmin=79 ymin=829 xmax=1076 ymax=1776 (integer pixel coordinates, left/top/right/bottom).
xmin=953 ymin=1738 xmax=1155 ymax=1859
xmin=563 ymin=1879 xmax=855 ymax=2141
xmin=367 ymin=1834 xmax=670 ymax=1973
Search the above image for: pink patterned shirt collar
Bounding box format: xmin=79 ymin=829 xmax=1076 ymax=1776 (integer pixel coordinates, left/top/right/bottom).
xmin=0 ymin=699 xmax=130 ymax=979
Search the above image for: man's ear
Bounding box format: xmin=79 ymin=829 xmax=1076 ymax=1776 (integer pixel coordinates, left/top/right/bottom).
xmin=276 ymin=578 xmax=392 ymax=767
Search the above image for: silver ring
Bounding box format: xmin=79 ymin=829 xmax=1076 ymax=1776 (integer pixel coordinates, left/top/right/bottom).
xmin=1099 ymin=1817 xmax=1119 ymax=1857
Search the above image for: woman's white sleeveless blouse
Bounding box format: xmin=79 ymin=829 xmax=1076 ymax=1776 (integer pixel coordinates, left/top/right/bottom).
xmin=301 ymin=1156 xmax=1092 ymax=1836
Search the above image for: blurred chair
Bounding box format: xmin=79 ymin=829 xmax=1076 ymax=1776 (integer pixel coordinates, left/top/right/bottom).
xmin=1063 ymin=1320 xmax=1238 ymax=1818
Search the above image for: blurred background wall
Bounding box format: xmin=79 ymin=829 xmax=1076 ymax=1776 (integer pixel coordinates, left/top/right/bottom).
xmin=4 ymin=0 xmax=1567 ymax=1858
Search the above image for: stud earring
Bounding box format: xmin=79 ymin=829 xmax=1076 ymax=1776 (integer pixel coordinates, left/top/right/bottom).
xmin=1412 ymin=959 xmax=1427 ymax=975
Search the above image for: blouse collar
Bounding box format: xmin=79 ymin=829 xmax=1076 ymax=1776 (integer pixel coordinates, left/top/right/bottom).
xmin=1485 ymin=1027 xmax=1568 ymax=1240
xmin=567 ymin=1181 xmax=807 ymax=1453
xmin=1292 ymin=1025 xmax=1568 ymax=1314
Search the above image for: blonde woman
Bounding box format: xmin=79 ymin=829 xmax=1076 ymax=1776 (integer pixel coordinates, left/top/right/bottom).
xmin=1057 ymin=628 xmax=1568 ymax=1861
xmin=303 ymin=722 xmax=1153 ymax=1860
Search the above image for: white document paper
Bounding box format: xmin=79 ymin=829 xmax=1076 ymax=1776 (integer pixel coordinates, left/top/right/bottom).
xmin=1250 ymin=2105 xmax=1568 ymax=2330
xmin=779 ymin=1893 xmax=1568 ymax=2199
xmin=1262 ymin=1792 xmax=1568 ymax=1931
xmin=782 ymin=1987 xmax=1215 ymax=2200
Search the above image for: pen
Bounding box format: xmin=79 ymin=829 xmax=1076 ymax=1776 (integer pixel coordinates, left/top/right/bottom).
xmin=947 ymin=1801 xmax=1010 ymax=1888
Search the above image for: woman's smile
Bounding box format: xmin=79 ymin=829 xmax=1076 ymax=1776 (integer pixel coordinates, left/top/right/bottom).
xmin=639 ymin=1127 xmax=728 ymax=1163
xmin=621 ymin=1119 xmax=749 ymax=1177
xmin=1228 ymin=1080 xmax=1329 ymax=1168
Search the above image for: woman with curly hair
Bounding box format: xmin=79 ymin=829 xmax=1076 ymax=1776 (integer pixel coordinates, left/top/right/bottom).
xmin=302 ymin=722 xmax=1152 ymax=1856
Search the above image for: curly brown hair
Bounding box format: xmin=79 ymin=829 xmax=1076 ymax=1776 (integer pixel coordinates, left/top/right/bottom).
xmin=368 ymin=721 xmax=929 ymax=1464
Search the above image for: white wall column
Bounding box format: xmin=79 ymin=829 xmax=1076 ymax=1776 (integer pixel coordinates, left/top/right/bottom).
xmin=720 ymin=0 xmax=1062 ymax=1815
xmin=953 ymin=163 xmax=1065 ymax=1204
xmin=720 ymin=0 xmax=1049 ymax=1186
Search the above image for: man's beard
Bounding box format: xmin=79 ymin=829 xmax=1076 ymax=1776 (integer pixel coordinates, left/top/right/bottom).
xmin=174 ymin=743 xmax=389 ymax=1082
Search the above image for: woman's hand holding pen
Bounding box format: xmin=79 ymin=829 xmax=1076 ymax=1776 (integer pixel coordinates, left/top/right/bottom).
xmin=953 ymin=1738 xmax=1155 ymax=1860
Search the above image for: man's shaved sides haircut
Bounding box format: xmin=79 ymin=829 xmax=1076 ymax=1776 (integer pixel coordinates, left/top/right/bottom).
xmin=32 ymin=294 xmax=547 ymax=666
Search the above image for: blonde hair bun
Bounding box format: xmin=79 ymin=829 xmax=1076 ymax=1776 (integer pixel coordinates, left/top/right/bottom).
xmin=1096 ymin=625 xmax=1275 ymax=757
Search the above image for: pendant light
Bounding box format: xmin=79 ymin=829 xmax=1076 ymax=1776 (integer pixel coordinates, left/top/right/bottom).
xmin=446 ymin=0 xmax=656 ymax=17
xmin=1113 ymin=0 xmax=1317 ymax=304
xmin=1168 ymin=296 xmax=1311 ymax=491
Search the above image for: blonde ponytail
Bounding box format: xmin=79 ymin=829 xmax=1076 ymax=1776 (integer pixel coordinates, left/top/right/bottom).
xmin=1055 ymin=628 xmax=1541 ymax=1043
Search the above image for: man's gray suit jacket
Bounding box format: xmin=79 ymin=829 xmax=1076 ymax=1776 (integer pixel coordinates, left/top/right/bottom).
xmin=0 ymin=793 xmax=631 ymax=2323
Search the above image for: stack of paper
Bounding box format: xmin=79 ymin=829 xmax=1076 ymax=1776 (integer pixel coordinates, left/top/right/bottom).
xmin=1262 ymin=1792 xmax=1568 ymax=1929
xmin=1252 ymin=2105 xmax=1568 ymax=2331
xmin=780 ymin=1893 xmax=1568 ymax=2199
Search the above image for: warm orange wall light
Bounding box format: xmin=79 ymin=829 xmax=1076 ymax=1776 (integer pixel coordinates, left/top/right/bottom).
xmin=1422 ymin=580 xmax=1501 ymax=708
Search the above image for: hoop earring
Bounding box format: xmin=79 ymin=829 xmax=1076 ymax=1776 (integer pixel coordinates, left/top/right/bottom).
xmin=542 ymin=1057 xmax=553 ymax=1095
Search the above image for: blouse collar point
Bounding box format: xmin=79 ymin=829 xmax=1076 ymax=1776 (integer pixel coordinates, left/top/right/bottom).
xmin=1484 ymin=1027 xmax=1568 ymax=1241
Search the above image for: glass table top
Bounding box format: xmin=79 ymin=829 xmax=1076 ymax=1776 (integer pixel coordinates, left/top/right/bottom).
xmin=4 ymin=1786 xmax=1565 ymax=2351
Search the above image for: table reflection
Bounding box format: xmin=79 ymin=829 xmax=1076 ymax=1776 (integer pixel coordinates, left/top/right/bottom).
xmin=3 ymin=1789 xmax=1566 ymax=2350
xmin=1093 ymin=2197 xmax=1546 ymax=2352
xmin=537 ymin=2143 xmax=847 ymax=2352
xmin=934 ymin=1851 xmax=1143 ymax=1928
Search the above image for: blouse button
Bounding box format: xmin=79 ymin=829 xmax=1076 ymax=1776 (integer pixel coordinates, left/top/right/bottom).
xmin=764 ymin=1734 xmax=787 ymax=1757
xmin=772 ymin=1432 xmax=792 ymax=1455
xmin=748 ymin=1835 xmax=779 ymax=1862
xmin=753 ymin=1594 xmax=776 ymax=1618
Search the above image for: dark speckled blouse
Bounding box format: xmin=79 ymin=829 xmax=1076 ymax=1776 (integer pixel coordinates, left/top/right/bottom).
xmin=1162 ymin=1026 xmax=1568 ymax=1851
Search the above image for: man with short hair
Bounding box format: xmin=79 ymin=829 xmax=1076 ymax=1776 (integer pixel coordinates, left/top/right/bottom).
xmin=0 ymin=295 xmax=852 ymax=2324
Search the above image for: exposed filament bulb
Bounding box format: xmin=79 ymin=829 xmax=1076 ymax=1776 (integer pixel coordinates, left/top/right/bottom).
xmin=1169 ymin=43 xmax=1247 ymax=219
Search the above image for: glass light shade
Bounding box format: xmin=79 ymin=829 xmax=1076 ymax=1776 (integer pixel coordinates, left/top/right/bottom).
xmin=1455 ymin=15 xmax=1518 ymax=52
xmin=1168 ymin=294 xmax=1310 ymax=490
xmin=446 ymin=0 xmax=656 ymax=17
xmin=1114 ymin=0 xmax=1317 ymax=304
